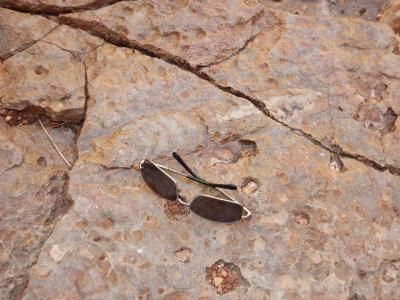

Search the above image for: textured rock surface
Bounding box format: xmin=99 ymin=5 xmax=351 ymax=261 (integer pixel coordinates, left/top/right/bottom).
xmin=260 ymin=0 xmax=331 ymax=17
xmin=25 ymin=119 xmax=400 ymax=299
xmin=261 ymin=0 xmax=387 ymax=20
xmin=327 ymin=0 xmax=388 ymax=21
xmin=0 ymin=118 xmax=76 ymax=299
xmin=0 ymin=8 xmax=56 ymax=60
xmin=380 ymin=0 xmax=400 ymax=33
xmin=62 ymin=0 xmax=277 ymax=69
xmin=1 ymin=1 xmax=400 ymax=299
xmin=80 ymin=43 xmax=268 ymax=167
xmin=0 ymin=24 xmax=102 ymax=122
xmin=0 ymin=0 xmax=122 ymax=14
xmin=62 ymin=1 xmax=400 ymax=169
xmin=203 ymin=11 xmax=400 ymax=170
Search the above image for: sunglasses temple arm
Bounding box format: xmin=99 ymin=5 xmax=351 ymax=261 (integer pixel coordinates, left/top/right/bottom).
xmin=215 ymin=187 xmax=252 ymax=219
xmin=172 ymin=152 xmax=201 ymax=179
xmin=190 ymin=178 xmax=237 ymax=190
xmin=156 ymin=162 xmax=237 ymax=190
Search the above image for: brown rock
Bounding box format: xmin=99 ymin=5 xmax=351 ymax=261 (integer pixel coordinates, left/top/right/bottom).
xmin=62 ymin=1 xmax=400 ymax=168
xmin=260 ymin=0 xmax=331 ymax=17
xmin=379 ymin=0 xmax=400 ymax=34
xmin=0 ymin=8 xmax=57 ymax=60
xmin=78 ymin=43 xmax=268 ymax=167
xmin=42 ymin=25 xmax=104 ymax=61
xmin=174 ymin=247 xmax=191 ymax=263
xmin=0 ymin=0 xmax=122 ymax=14
xmin=2 ymin=4 xmax=400 ymax=300
xmin=24 ymin=114 xmax=400 ymax=298
xmin=62 ymin=0 xmax=277 ymax=68
xmin=163 ymin=291 xmax=188 ymax=300
xmin=203 ymin=11 xmax=400 ymax=169
xmin=0 ymin=25 xmax=102 ymax=122
xmin=0 ymin=118 xmax=76 ymax=299
xmin=327 ymin=0 xmax=388 ymax=21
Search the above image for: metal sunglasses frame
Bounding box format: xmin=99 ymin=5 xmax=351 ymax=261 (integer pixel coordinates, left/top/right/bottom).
xmin=139 ymin=154 xmax=251 ymax=220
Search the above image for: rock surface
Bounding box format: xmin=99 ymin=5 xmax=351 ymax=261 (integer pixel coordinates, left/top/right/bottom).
xmin=380 ymin=0 xmax=400 ymax=33
xmin=261 ymin=0 xmax=332 ymax=17
xmin=0 ymin=8 xmax=56 ymax=60
xmin=327 ymin=0 xmax=388 ymax=21
xmin=62 ymin=0 xmax=277 ymax=69
xmin=25 ymin=119 xmax=400 ymax=299
xmin=0 ymin=21 xmax=103 ymax=122
xmin=0 ymin=0 xmax=122 ymax=14
xmin=262 ymin=0 xmax=388 ymax=21
xmin=79 ymin=43 xmax=268 ymax=167
xmin=0 ymin=1 xmax=400 ymax=299
xmin=203 ymin=11 xmax=400 ymax=170
xmin=62 ymin=1 xmax=400 ymax=170
xmin=0 ymin=118 xmax=76 ymax=299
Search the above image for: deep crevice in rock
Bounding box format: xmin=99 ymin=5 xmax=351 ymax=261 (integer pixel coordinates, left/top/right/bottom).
xmin=0 ymin=0 xmax=126 ymax=16
xmin=56 ymin=17 xmax=400 ymax=177
xmin=0 ymin=105 xmax=81 ymax=138
xmin=1 ymin=105 xmax=58 ymax=126
xmin=77 ymin=60 xmax=89 ymax=141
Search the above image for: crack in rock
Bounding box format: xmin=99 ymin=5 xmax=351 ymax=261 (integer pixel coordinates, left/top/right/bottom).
xmin=56 ymin=14 xmax=400 ymax=176
xmin=0 ymin=0 xmax=127 ymax=15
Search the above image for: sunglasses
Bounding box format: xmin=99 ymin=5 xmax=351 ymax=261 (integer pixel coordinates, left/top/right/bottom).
xmin=140 ymin=152 xmax=251 ymax=223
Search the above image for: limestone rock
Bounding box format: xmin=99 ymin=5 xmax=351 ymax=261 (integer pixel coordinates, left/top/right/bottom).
xmin=0 ymin=118 xmax=76 ymax=299
xmin=0 ymin=0 xmax=121 ymax=14
xmin=0 ymin=25 xmax=102 ymax=122
xmin=203 ymin=11 xmax=400 ymax=169
xmin=24 ymin=118 xmax=400 ymax=299
xmin=79 ymin=44 xmax=268 ymax=167
xmin=62 ymin=0 xmax=278 ymax=69
xmin=379 ymin=0 xmax=400 ymax=34
xmin=0 ymin=8 xmax=57 ymax=60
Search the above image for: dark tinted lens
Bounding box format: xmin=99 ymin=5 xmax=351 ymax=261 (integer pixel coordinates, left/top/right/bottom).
xmin=190 ymin=195 xmax=243 ymax=223
xmin=141 ymin=160 xmax=177 ymax=201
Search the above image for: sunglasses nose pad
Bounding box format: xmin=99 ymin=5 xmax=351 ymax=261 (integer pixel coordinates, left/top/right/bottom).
xmin=242 ymin=206 xmax=252 ymax=219
xmin=177 ymin=194 xmax=190 ymax=206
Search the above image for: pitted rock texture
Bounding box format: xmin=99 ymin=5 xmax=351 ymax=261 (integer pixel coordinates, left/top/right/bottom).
xmin=0 ymin=8 xmax=56 ymax=60
xmin=25 ymin=119 xmax=400 ymax=299
xmin=262 ymin=0 xmax=388 ymax=21
xmin=0 ymin=24 xmax=102 ymax=122
xmin=61 ymin=1 xmax=400 ymax=170
xmin=327 ymin=0 xmax=388 ymax=21
xmin=1 ymin=1 xmax=400 ymax=300
xmin=380 ymin=0 xmax=400 ymax=33
xmin=0 ymin=118 xmax=76 ymax=299
xmin=62 ymin=0 xmax=278 ymax=69
xmin=79 ymin=43 xmax=268 ymax=167
xmin=203 ymin=11 xmax=400 ymax=169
